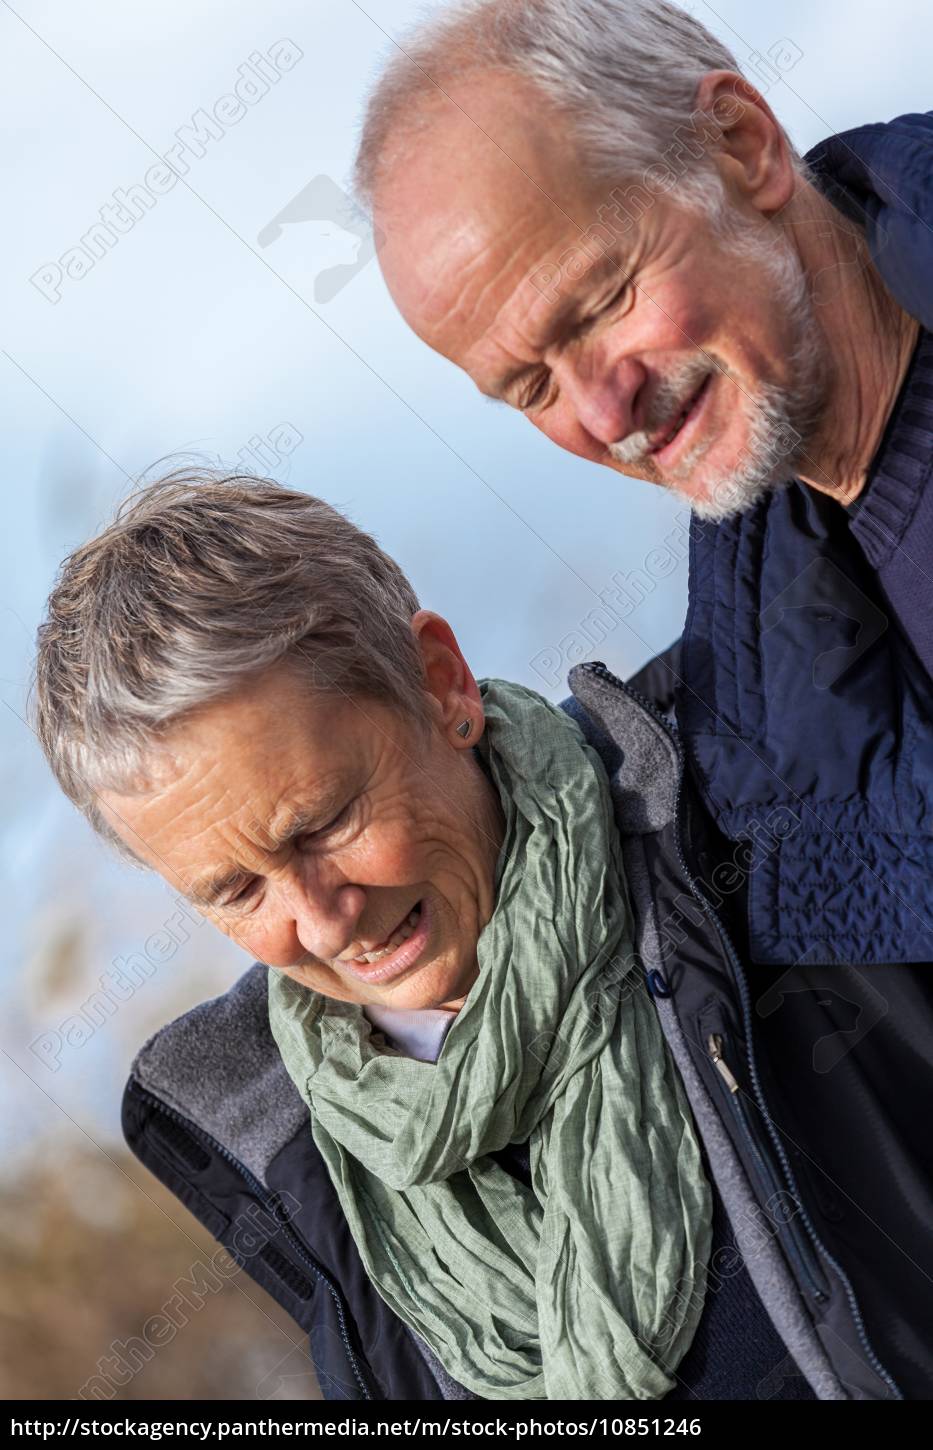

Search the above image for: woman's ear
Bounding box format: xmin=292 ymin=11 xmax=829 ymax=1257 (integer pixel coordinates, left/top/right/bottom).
xmin=411 ymin=610 xmax=484 ymax=747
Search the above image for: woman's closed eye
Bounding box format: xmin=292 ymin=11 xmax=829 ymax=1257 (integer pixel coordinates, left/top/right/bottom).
xmin=218 ymin=802 xmax=358 ymax=910
xmin=222 ymin=878 xmax=260 ymax=909
xmin=297 ymin=800 xmax=357 ymax=848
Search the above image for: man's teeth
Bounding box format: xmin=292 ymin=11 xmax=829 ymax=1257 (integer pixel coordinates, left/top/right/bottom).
xmin=355 ymin=907 xmax=421 ymax=964
xmin=660 ymin=403 xmax=690 ymax=448
xmin=656 ymin=380 xmax=706 ymax=451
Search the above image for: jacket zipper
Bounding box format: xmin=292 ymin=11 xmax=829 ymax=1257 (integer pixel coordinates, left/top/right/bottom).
xmin=581 ymin=660 xmax=902 ymax=1399
xmin=707 ymin=1031 xmax=829 ymax=1300
xmin=131 ymin=1081 xmax=373 ymax=1399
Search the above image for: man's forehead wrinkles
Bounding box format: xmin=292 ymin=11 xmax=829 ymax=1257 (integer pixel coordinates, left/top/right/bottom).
xmin=521 ymin=249 xmax=628 ymax=318
xmin=429 ymin=240 xmax=502 ymax=338
xmin=473 ymin=209 xmax=570 ymax=316
xmin=409 ymin=206 xmax=519 ymax=325
xmin=428 ymin=218 xmax=538 ymax=346
xmin=474 ymin=250 xmax=627 ymax=397
xmin=419 ymin=191 xmax=561 ymax=342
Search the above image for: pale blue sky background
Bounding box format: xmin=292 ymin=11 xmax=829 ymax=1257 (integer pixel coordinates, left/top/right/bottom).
xmin=2 ymin=0 xmax=931 ymax=1166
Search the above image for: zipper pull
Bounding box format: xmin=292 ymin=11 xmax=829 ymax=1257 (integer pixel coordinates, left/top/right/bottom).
xmin=707 ymin=1032 xmax=740 ymax=1094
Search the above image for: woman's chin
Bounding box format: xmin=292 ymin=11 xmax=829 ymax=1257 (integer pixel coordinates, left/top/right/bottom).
xmin=368 ymin=956 xmax=477 ymax=1012
xmin=279 ymin=946 xmax=478 ymax=1012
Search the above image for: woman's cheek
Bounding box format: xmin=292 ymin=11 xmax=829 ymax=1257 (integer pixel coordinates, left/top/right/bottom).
xmin=354 ymin=816 xmax=431 ymax=884
xmin=275 ymin=961 xmax=362 ymax=1003
xmin=234 ymin=912 xmax=299 ymax=971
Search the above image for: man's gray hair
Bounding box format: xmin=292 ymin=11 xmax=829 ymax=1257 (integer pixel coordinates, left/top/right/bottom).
xmin=30 ymin=467 xmax=429 ymax=865
xmin=353 ymin=0 xmax=805 ymax=220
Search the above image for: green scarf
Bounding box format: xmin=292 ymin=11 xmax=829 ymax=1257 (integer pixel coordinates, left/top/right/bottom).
xmin=267 ymin=678 xmax=712 ymax=1400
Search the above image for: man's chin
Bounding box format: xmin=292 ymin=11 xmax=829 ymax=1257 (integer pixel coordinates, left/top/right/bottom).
xmin=604 ymin=445 xmax=791 ymax=522
xmin=684 ymin=469 xmax=793 ymax=522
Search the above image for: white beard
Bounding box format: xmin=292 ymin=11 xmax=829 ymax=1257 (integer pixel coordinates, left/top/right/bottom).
xmin=610 ymin=220 xmax=831 ymax=523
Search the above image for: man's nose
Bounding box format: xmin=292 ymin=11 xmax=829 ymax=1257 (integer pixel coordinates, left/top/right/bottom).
xmin=554 ymin=352 xmax=646 ymax=448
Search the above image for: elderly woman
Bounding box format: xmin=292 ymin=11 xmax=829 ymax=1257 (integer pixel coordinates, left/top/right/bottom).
xmin=32 ymin=470 xmax=828 ymax=1402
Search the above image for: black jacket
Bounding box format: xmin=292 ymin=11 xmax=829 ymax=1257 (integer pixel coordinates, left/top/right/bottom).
xmin=123 ymin=663 xmax=933 ymax=1400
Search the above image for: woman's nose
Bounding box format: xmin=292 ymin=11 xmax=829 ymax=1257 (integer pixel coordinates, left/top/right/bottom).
xmin=276 ymin=871 xmax=367 ymax=964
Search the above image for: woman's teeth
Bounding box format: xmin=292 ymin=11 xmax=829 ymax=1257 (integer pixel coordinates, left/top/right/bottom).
xmin=354 ymin=906 xmax=422 ymax=964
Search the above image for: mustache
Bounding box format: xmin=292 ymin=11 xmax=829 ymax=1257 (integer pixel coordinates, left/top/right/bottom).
xmin=608 ymin=359 xmax=717 ymax=466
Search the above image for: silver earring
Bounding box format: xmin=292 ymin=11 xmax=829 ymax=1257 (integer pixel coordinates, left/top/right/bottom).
xmin=455 ymin=718 xmax=472 ymax=739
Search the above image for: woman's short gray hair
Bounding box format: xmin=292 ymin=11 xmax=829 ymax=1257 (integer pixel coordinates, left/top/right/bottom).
xmin=30 ymin=467 xmax=429 ymax=864
xmin=353 ymin=0 xmax=806 ymax=221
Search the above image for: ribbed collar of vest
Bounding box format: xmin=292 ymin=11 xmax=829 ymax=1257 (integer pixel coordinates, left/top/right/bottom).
xmin=847 ymin=323 xmax=933 ymax=568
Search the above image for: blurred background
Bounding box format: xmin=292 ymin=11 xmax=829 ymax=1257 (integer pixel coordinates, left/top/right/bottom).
xmin=1 ymin=0 xmax=929 ymax=1401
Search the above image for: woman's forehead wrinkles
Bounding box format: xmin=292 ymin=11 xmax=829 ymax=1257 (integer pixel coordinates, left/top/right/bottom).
xmin=268 ymin=782 xmax=346 ymax=845
xmin=184 ymin=780 xmax=350 ymax=907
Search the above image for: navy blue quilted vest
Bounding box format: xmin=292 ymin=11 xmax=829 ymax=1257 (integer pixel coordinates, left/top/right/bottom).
xmin=678 ymin=112 xmax=933 ymax=966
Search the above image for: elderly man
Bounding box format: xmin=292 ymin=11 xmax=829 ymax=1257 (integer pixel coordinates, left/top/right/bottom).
xmin=349 ymin=0 xmax=933 ymax=1396
xmin=353 ymin=0 xmax=933 ymax=961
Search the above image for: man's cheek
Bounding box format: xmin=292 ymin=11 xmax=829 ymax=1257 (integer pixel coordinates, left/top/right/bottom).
xmin=534 ymin=411 xmax=604 ymax=463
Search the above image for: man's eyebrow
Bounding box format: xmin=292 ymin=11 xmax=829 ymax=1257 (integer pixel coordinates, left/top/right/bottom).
xmin=182 ymin=803 xmax=339 ymax=907
xmin=480 ymin=252 xmax=630 ymax=401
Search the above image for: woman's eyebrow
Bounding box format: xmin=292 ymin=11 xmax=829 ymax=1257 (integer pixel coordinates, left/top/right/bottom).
xmin=183 ymin=801 xmax=344 ymax=907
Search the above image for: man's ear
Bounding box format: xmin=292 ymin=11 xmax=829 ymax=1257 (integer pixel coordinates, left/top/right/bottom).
xmin=693 ymin=70 xmax=797 ymax=217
